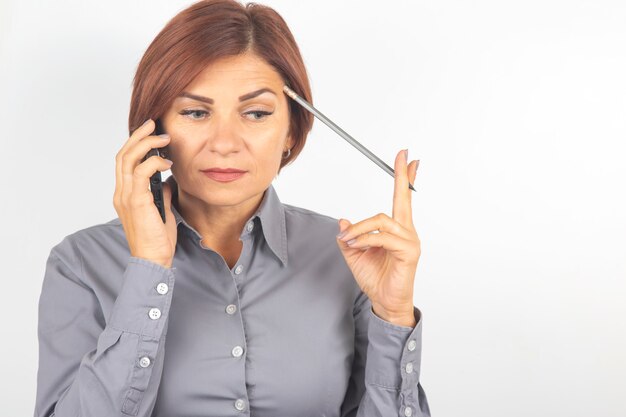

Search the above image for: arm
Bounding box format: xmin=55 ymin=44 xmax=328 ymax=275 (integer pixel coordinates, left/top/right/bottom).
xmin=340 ymin=289 xmax=431 ymax=417
xmin=34 ymin=235 xmax=175 ymax=417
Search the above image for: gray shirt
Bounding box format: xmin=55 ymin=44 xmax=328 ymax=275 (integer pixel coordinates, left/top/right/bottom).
xmin=35 ymin=175 xmax=430 ymax=417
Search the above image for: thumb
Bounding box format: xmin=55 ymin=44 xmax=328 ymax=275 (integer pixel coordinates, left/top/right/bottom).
xmin=162 ymin=180 xmax=172 ymax=211
xmin=336 ymin=218 xmax=355 ymax=249
xmin=161 ymin=181 xmax=176 ymax=225
xmin=336 ymin=218 xmax=362 ymax=267
xmin=338 ymin=218 xmax=350 ymax=234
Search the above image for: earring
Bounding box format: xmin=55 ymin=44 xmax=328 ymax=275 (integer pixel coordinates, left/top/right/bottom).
xmin=283 ymin=147 xmax=291 ymax=159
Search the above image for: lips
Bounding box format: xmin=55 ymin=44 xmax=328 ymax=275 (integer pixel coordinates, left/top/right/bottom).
xmin=201 ymin=169 xmax=247 ymax=182
xmin=203 ymin=168 xmax=246 ymax=173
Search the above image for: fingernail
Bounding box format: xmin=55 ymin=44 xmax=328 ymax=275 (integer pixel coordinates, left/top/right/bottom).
xmin=336 ymin=230 xmax=348 ymax=239
xmin=142 ymin=118 xmax=151 ymax=127
xmin=346 ymin=238 xmax=357 ymax=245
xmin=164 ymin=159 xmax=173 ymax=165
xmin=404 ymin=149 xmax=408 ymax=161
xmin=158 ymin=133 xmax=170 ymax=139
xmin=415 ymin=159 xmax=420 ymax=173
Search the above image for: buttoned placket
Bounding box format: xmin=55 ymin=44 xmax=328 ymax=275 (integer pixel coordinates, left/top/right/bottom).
xmin=230 ymin=218 xmax=255 ymax=412
xmin=195 ymin=216 xmax=257 ymax=413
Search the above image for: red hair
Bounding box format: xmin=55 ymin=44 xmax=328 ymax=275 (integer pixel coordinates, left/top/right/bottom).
xmin=128 ymin=0 xmax=313 ymax=173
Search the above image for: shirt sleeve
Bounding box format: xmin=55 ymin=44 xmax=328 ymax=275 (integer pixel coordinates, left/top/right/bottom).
xmin=340 ymin=289 xmax=431 ymax=417
xmin=34 ymin=235 xmax=175 ymax=417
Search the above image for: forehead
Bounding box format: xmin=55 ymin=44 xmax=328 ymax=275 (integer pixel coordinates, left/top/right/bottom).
xmin=189 ymin=53 xmax=283 ymax=88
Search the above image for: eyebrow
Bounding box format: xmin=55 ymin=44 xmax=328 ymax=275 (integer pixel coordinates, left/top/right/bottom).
xmin=177 ymin=88 xmax=277 ymax=104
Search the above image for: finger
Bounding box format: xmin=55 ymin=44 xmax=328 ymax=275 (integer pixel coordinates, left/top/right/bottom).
xmin=338 ymin=218 xmax=350 ymax=234
xmin=337 ymin=213 xmax=414 ymax=244
xmin=121 ymin=135 xmax=171 ymax=203
xmin=126 ymin=119 xmax=156 ymax=154
xmin=115 ymin=119 xmax=155 ymax=205
xmin=344 ymin=229 xmax=416 ymax=256
xmin=130 ymin=155 xmax=173 ymax=207
xmin=336 ymin=218 xmax=359 ymax=251
xmin=407 ymin=159 xmax=419 ymax=190
xmin=392 ymin=149 xmax=412 ymax=227
xmin=161 ymin=179 xmax=177 ymax=226
xmin=161 ymin=180 xmax=173 ymax=212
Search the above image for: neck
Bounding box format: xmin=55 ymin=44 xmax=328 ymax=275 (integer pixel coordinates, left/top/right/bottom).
xmin=175 ymin=186 xmax=265 ymax=249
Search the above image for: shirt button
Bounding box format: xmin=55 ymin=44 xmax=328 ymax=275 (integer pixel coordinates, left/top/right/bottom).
xmin=148 ymin=307 xmax=161 ymax=320
xmin=404 ymin=405 xmax=413 ymax=416
xmin=232 ymin=345 xmax=244 ymax=357
xmin=234 ymin=264 xmax=244 ymax=275
xmin=139 ymin=356 xmax=151 ymax=368
xmin=156 ymin=282 xmax=169 ymax=295
xmin=234 ymin=398 xmax=246 ymax=411
xmin=405 ymin=361 xmax=414 ymax=374
xmin=407 ymin=339 xmax=417 ymax=351
xmin=246 ymin=221 xmax=254 ymax=232
xmin=226 ymin=304 xmax=237 ymax=315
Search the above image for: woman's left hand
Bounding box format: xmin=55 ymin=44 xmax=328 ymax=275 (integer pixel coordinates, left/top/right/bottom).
xmin=336 ymin=149 xmax=420 ymax=327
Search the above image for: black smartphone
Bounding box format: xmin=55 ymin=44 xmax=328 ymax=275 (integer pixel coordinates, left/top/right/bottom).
xmin=141 ymin=118 xmax=167 ymax=223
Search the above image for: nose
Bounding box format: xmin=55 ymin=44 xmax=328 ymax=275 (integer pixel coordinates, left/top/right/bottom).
xmin=205 ymin=116 xmax=244 ymax=155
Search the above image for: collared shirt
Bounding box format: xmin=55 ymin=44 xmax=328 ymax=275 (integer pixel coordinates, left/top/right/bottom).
xmin=35 ymin=175 xmax=430 ymax=417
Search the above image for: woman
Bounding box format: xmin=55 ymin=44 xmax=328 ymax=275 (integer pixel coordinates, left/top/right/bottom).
xmin=34 ymin=1 xmax=429 ymax=416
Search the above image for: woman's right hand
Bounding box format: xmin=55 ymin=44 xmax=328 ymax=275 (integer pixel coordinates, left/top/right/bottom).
xmin=113 ymin=119 xmax=177 ymax=268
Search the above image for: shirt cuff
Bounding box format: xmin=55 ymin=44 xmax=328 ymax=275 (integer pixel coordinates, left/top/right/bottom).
xmin=364 ymin=305 xmax=423 ymax=390
xmin=107 ymin=256 xmax=176 ymax=339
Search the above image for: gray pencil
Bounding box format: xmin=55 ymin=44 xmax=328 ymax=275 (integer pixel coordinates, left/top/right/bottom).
xmin=282 ymin=85 xmax=416 ymax=192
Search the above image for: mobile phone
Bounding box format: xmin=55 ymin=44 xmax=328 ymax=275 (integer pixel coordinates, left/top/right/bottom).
xmin=141 ymin=118 xmax=167 ymax=223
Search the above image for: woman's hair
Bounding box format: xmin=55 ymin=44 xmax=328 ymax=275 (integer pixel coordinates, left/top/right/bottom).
xmin=128 ymin=0 xmax=313 ymax=173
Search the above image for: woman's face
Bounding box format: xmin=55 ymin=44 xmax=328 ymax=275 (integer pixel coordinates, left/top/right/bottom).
xmin=160 ymin=52 xmax=294 ymax=206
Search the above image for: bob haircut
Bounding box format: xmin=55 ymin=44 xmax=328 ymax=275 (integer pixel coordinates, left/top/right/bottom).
xmin=128 ymin=0 xmax=313 ymax=174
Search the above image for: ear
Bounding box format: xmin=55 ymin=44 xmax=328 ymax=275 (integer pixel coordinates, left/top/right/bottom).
xmin=286 ymin=133 xmax=295 ymax=149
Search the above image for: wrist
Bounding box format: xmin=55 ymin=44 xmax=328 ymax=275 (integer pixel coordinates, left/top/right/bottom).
xmin=372 ymin=304 xmax=416 ymax=327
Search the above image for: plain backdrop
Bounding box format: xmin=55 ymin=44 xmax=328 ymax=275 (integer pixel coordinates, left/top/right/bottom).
xmin=1 ymin=1 xmax=625 ymax=416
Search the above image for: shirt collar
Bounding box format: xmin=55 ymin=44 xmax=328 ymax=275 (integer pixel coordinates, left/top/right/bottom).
xmin=165 ymin=175 xmax=288 ymax=267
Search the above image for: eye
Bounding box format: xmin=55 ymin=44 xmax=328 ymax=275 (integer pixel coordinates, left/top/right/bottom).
xmin=179 ymin=109 xmax=208 ymax=120
xmin=244 ymin=110 xmax=273 ymax=121
xmin=179 ymin=109 xmax=274 ymax=121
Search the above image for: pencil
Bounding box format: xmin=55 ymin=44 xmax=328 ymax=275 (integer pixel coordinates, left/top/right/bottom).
xmin=282 ymin=85 xmax=416 ymax=192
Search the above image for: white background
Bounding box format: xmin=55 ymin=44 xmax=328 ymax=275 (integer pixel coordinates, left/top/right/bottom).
xmin=1 ymin=1 xmax=625 ymax=416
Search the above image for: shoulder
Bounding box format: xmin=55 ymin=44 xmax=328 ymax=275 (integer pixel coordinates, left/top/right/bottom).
xmin=282 ymin=203 xmax=342 ymax=242
xmin=54 ymin=217 xmax=124 ymax=250
xmin=281 ymin=202 xmax=344 ymax=262
xmin=48 ymin=217 xmax=127 ymax=279
xmin=281 ymin=203 xmax=364 ymax=307
xmin=283 ymin=203 xmax=340 ymax=229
